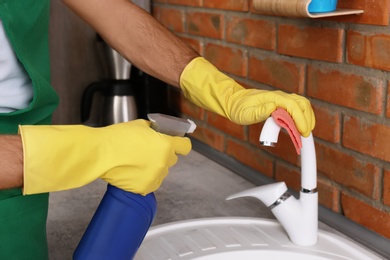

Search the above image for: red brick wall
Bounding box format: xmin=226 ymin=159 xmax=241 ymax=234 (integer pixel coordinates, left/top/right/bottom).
xmin=152 ymin=0 xmax=390 ymax=239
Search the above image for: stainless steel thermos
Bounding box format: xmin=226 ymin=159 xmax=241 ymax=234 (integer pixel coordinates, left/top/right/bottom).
xmin=81 ymin=34 xmax=138 ymax=126
xmin=81 ymin=78 xmax=138 ymax=126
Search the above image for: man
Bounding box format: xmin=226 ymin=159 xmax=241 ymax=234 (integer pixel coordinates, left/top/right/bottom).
xmin=0 ymin=0 xmax=315 ymax=258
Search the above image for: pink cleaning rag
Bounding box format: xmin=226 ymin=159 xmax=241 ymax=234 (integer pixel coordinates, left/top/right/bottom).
xmin=271 ymin=108 xmax=302 ymax=154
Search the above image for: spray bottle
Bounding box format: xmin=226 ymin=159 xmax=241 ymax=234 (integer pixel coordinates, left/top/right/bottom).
xmin=73 ymin=114 xmax=196 ymax=259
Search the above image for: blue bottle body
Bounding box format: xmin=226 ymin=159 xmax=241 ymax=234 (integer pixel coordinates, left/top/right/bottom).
xmin=73 ymin=184 xmax=157 ymax=260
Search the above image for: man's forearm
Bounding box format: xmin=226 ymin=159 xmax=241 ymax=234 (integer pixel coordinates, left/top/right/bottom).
xmin=0 ymin=135 xmax=23 ymax=190
xmin=62 ymin=0 xmax=199 ymax=87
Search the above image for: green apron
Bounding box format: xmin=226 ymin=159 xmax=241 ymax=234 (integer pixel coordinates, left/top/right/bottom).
xmin=0 ymin=0 xmax=59 ymax=259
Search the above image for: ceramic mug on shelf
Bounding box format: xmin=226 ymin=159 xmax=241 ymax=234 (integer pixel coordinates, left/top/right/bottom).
xmin=308 ymin=0 xmax=338 ymax=13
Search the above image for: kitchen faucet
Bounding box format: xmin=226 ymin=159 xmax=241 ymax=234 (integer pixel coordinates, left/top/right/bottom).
xmin=227 ymin=116 xmax=318 ymax=246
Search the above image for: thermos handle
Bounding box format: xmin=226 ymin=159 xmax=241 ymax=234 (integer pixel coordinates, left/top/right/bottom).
xmin=81 ymin=81 xmax=109 ymax=123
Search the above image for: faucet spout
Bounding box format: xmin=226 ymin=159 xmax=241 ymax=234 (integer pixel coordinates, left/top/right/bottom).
xmin=259 ymin=116 xmax=282 ymax=147
xmin=259 ymin=117 xmax=317 ymax=192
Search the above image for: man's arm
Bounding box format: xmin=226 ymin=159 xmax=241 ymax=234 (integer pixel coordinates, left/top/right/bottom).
xmin=0 ymin=135 xmax=23 ymax=189
xmin=61 ymin=0 xmax=315 ymax=136
xmin=62 ymin=0 xmax=199 ymax=87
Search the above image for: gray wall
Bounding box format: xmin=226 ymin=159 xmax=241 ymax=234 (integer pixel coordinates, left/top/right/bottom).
xmin=49 ymin=0 xmax=104 ymax=125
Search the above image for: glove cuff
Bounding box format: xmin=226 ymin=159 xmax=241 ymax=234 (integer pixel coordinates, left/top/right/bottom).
xmin=179 ymin=57 xmax=243 ymax=118
xmin=19 ymin=124 xmax=105 ymax=195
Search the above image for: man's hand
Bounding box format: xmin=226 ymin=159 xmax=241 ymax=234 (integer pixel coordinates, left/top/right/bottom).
xmin=180 ymin=57 xmax=315 ymax=137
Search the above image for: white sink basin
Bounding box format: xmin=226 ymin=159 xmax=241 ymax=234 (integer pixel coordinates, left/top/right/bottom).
xmin=195 ymin=250 xmax=332 ymax=260
xmin=135 ymin=217 xmax=383 ymax=260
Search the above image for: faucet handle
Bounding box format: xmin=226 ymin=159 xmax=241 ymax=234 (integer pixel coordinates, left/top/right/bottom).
xmin=226 ymin=182 xmax=288 ymax=207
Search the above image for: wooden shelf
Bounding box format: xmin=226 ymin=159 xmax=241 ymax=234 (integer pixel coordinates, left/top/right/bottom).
xmin=253 ymin=0 xmax=364 ymax=19
xmin=307 ymin=8 xmax=364 ymax=18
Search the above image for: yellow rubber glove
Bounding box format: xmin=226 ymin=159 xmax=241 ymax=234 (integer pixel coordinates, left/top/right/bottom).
xmin=180 ymin=57 xmax=315 ymax=137
xmin=19 ymin=119 xmax=191 ymax=196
